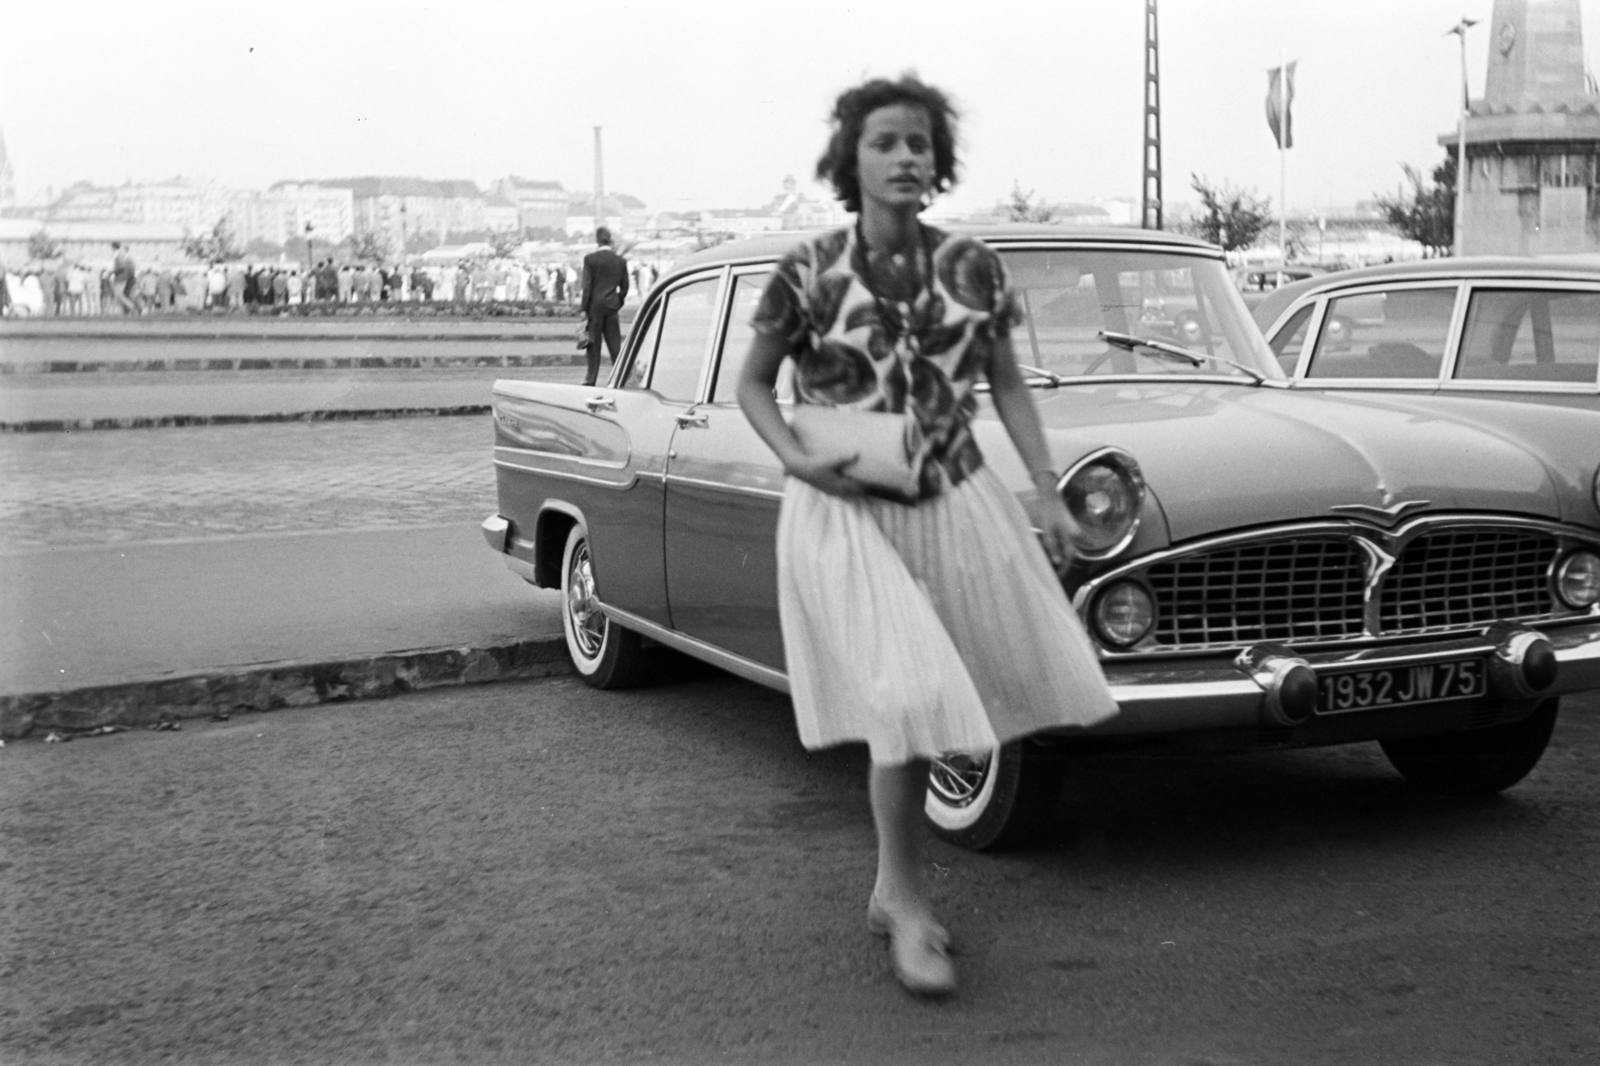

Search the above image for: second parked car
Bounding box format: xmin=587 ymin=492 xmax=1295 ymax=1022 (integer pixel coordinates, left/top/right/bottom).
xmin=1252 ymin=256 xmax=1600 ymax=410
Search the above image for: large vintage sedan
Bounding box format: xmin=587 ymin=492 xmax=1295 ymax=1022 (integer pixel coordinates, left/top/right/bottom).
xmin=485 ymin=226 xmax=1600 ymax=850
xmin=1252 ymin=256 xmax=1600 ymax=409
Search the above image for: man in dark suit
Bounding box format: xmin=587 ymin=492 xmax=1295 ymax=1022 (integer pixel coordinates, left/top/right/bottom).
xmin=579 ymin=226 xmax=629 ymax=386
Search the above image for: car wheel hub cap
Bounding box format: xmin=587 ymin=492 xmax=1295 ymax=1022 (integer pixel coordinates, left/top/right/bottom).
xmin=567 ymin=544 xmax=605 ymax=658
xmin=928 ymin=751 xmax=992 ymax=809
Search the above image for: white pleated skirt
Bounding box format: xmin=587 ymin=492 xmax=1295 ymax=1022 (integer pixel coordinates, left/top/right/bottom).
xmin=776 ymin=464 xmax=1120 ymax=766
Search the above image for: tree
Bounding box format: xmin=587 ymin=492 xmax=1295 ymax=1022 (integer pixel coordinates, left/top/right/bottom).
xmin=1006 ymin=182 xmax=1056 ymax=224
xmin=27 ymin=229 xmax=62 ymax=261
xmin=1375 ymin=152 xmax=1455 ymax=257
xmin=489 ymin=231 xmax=522 ymax=259
xmin=1184 ymin=176 xmax=1272 ymax=252
xmin=182 ymin=219 xmax=239 ymax=262
xmin=404 ymin=230 xmax=440 ymax=254
xmin=242 ymin=237 xmax=284 ymax=259
xmin=348 ymin=230 xmax=392 ymax=263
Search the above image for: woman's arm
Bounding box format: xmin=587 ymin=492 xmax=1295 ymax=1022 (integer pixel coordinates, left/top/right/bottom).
xmin=736 ymin=331 xmax=864 ymax=497
xmin=986 ymin=336 xmax=1080 ymax=571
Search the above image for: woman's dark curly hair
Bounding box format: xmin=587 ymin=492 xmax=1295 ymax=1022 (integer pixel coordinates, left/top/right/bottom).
xmin=815 ymin=74 xmax=960 ymax=214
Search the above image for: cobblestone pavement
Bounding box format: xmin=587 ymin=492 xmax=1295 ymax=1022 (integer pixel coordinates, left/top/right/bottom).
xmin=0 ymin=415 xmax=502 ymax=551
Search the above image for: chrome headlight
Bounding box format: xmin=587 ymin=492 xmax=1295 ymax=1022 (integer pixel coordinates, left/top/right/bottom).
xmin=1058 ymin=448 xmax=1147 ymax=559
xmin=1093 ymin=580 xmax=1156 ymax=647
xmin=1555 ymin=550 xmax=1600 ymax=609
xmin=1593 ymin=464 xmax=1600 ymax=515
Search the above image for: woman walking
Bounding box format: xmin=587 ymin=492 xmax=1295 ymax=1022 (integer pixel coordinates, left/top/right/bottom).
xmin=737 ymin=75 xmax=1118 ymax=997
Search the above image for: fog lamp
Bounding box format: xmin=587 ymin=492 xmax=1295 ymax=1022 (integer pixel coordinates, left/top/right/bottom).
xmin=1060 ymin=450 xmax=1146 ymax=559
xmin=1094 ymin=581 xmax=1155 ymax=647
xmin=1555 ymin=550 xmax=1600 ymax=609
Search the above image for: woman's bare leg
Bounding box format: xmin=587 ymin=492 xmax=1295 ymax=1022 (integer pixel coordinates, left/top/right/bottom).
xmin=870 ymin=760 xmax=932 ymax=915
xmin=869 ymin=759 xmax=956 ymax=994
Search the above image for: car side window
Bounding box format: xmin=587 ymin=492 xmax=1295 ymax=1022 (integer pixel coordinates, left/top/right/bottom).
xmin=710 ymin=273 xmax=766 ymax=404
xmin=1306 ymin=287 xmax=1456 ymax=380
xmin=708 ymin=270 xmax=796 ymax=405
xmin=620 ymin=302 xmax=662 ymax=390
xmin=1268 ymin=304 xmax=1314 ymax=375
xmin=1455 ymin=288 xmax=1600 ymax=384
xmin=647 ymin=276 xmax=721 ymax=402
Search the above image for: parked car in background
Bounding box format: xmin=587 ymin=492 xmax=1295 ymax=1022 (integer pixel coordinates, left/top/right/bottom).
xmin=1232 ymin=264 xmax=1327 ymax=310
xmin=1252 ymin=257 xmax=1600 ymax=410
xmin=485 ymin=226 xmax=1600 ymax=851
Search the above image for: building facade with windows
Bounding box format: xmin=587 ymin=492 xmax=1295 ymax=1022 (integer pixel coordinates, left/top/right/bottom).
xmin=492 ymin=177 xmax=568 ymax=232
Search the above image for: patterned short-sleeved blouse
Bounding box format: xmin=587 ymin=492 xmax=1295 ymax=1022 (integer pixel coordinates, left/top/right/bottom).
xmin=751 ymin=224 xmax=1021 ymax=502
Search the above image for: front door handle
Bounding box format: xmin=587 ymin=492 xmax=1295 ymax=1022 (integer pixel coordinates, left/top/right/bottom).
xmin=585 ymin=395 xmax=616 ymax=412
xmin=675 ymin=411 xmax=709 ymax=428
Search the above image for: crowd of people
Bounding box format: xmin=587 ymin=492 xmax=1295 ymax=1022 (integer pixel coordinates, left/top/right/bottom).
xmin=0 ymin=242 xmax=663 ymax=317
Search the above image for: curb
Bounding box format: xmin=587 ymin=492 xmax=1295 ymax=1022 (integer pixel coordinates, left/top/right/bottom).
xmin=0 ymin=352 xmax=588 ymax=375
xmin=0 ymin=638 xmax=574 ymax=740
xmin=1 ymin=405 xmax=493 ymax=433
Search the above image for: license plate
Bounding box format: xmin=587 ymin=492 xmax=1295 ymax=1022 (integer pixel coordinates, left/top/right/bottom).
xmin=1316 ymin=657 xmax=1487 ymax=715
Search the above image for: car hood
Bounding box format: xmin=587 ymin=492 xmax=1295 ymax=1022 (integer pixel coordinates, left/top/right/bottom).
xmin=1001 ymin=382 xmax=1565 ymax=543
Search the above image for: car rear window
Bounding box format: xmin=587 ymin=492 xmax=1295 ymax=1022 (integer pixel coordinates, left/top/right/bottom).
xmin=1455 ymin=288 xmax=1600 ymax=385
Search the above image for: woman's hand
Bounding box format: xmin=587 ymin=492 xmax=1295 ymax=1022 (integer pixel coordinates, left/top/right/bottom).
xmin=786 ymin=449 xmax=866 ymax=498
xmin=1035 ymin=491 xmax=1080 ymax=573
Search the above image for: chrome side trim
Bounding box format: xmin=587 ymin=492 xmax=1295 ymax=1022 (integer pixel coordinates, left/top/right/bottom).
xmin=598 ymin=602 xmax=792 ymax=694
xmin=494 ymin=454 xmax=664 ymax=488
xmin=663 ymin=474 xmax=784 ymax=500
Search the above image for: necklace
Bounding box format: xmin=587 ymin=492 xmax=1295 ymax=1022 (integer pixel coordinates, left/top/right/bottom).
xmin=855 ymin=218 xmax=932 ymax=356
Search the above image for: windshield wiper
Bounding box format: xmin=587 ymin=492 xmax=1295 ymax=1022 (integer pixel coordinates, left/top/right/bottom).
xmin=1016 ymin=363 xmax=1067 ymax=387
xmin=1098 ymin=330 xmax=1267 ymax=386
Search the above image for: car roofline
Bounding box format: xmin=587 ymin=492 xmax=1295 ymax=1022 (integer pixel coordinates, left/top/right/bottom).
xmin=660 ymin=225 xmax=1224 ymax=288
xmin=1254 ymin=256 xmax=1600 ymax=330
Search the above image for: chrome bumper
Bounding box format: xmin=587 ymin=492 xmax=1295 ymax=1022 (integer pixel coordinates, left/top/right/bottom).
xmin=1086 ymin=619 xmax=1600 ymax=737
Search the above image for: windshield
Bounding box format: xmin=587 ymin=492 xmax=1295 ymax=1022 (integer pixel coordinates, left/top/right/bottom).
xmin=998 ymin=248 xmax=1283 ymax=381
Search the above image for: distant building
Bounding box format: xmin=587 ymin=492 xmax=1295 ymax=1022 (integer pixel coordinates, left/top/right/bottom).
xmin=0 ymin=218 xmax=186 ymax=266
xmin=315 ymin=177 xmax=488 ymax=249
xmin=492 ymin=177 xmax=568 ymax=231
xmin=484 ymin=193 xmax=520 ymax=233
xmin=566 ymin=191 xmax=650 ymax=234
xmin=264 ymin=183 xmax=356 ymax=246
xmin=1445 ymin=0 xmax=1600 ymax=254
xmin=759 ymin=175 xmax=847 ymax=229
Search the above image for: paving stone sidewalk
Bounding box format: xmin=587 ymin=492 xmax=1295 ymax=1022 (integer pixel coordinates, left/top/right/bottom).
xmin=0 ymin=415 xmax=501 ymax=551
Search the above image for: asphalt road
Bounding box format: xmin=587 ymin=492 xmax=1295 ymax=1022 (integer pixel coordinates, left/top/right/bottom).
xmin=3 ymin=670 xmax=1596 ymax=1065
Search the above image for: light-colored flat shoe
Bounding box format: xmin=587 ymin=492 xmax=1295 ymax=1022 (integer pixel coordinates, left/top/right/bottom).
xmin=867 ymin=894 xmax=950 ymax=949
xmin=867 ymin=895 xmax=957 ymax=998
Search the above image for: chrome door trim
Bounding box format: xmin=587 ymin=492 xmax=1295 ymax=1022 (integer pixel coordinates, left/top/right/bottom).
xmin=661 ymin=474 xmax=784 ymax=500
xmin=599 ymin=602 xmax=791 ymax=693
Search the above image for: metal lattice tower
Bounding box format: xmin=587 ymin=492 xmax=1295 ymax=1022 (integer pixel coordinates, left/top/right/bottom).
xmin=1141 ymin=0 xmax=1163 ymax=230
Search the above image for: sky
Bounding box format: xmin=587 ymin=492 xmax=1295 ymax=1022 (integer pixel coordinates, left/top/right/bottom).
xmin=3 ymin=0 xmax=1598 ymax=216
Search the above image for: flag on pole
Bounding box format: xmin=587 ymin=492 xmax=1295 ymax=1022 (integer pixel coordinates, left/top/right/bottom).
xmin=1265 ymin=62 xmax=1296 ymax=149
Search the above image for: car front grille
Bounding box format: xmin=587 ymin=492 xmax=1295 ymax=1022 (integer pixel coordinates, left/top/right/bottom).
xmin=1119 ymin=522 xmax=1574 ymax=654
xmin=1145 ymin=537 xmax=1368 ymax=649
xmin=1378 ymin=527 xmax=1559 ymax=634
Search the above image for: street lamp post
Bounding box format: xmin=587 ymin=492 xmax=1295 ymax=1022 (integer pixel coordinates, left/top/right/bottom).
xmin=1447 ymin=17 xmax=1478 ymax=255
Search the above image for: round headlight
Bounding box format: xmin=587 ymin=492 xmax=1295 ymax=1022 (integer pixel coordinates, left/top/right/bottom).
xmin=1060 ymin=450 xmax=1147 ymax=559
xmin=1555 ymin=551 xmax=1600 ymax=609
xmin=1094 ymin=581 xmax=1155 ymax=647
